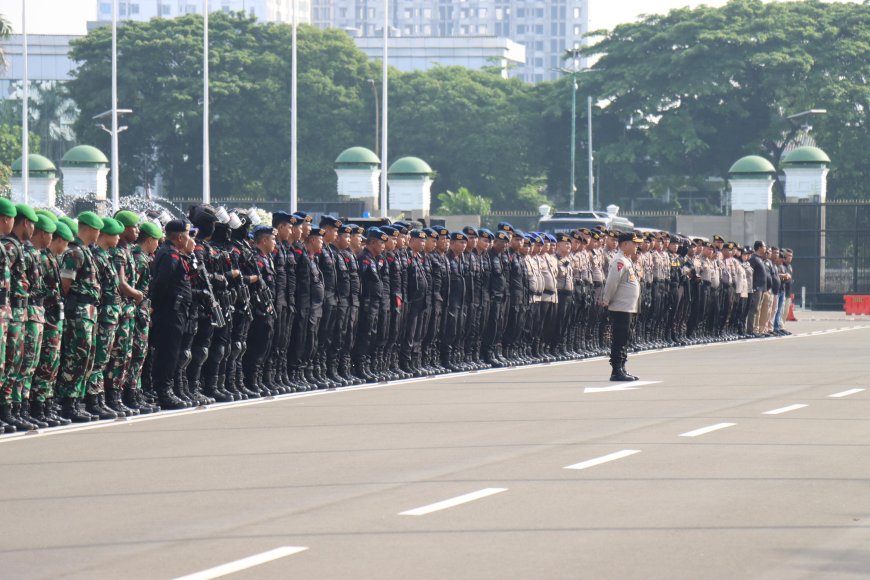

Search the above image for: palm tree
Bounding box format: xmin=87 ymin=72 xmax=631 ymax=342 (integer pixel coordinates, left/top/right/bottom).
xmin=0 ymin=14 xmax=12 ymax=70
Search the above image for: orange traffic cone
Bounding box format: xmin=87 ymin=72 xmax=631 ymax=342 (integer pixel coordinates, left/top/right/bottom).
xmin=787 ymin=294 xmax=797 ymax=321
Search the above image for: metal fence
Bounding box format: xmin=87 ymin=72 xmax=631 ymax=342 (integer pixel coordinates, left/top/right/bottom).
xmin=779 ymin=200 xmax=870 ymax=310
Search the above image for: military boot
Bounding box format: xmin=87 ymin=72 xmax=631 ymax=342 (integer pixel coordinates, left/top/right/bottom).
xmin=30 ymin=400 xmax=61 ymax=428
xmin=86 ymin=394 xmax=119 ymax=420
xmin=158 ymin=385 xmax=188 ymax=410
xmin=44 ymin=398 xmax=71 ymax=426
xmin=1 ymin=404 xmax=33 ymax=431
xmin=21 ymin=400 xmax=49 ymax=429
xmin=57 ymin=397 xmax=91 ymax=423
xmin=105 ymin=388 xmax=133 ymax=417
xmin=203 ymin=375 xmax=233 ymax=403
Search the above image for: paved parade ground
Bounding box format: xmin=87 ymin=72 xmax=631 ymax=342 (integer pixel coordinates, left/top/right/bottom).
xmin=3 ymin=314 xmax=870 ymax=579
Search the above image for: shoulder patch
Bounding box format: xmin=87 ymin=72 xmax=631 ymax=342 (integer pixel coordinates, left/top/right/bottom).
xmin=617 ymin=262 xmax=624 ymax=271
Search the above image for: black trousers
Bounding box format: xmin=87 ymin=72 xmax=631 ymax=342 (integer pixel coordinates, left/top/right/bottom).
xmin=242 ymin=313 xmax=274 ymax=384
xmin=609 ymin=310 xmax=633 ymax=370
xmin=151 ymin=309 xmax=186 ymax=395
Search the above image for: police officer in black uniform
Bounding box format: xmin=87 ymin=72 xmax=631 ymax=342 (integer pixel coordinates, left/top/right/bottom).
xmin=150 ymin=219 xmax=194 ymax=410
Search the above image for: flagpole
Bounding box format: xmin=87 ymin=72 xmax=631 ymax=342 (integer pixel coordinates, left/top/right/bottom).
xmin=203 ymin=0 xmax=210 ymax=204
xmin=290 ymin=0 xmax=298 ymax=213
xmin=379 ymin=0 xmax=388 ymax=217
xmin=111 ymin=0 xmax=120 ymax=212
xmin=21 ymin=0 xmax=28 ymax=204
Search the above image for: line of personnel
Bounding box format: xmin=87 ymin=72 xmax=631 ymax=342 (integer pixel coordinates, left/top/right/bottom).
xmin=0 ymin=200 xmax=793 ymax=433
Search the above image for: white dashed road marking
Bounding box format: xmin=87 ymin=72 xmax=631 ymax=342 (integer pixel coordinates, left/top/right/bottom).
xmin=399 ymin=488 xmax=508 ymax=516
xmin=829 ymin=389 xmax=865 ymax=398
xmin=564 ymin=449 xmax=642 ymax=470
xmin=172 ymin=546 xmax=309 ymax=580
xmin=679 ymin=423 xmax=736 ymax=437
xmin=763 ymin=404 xmax=808 ymax=415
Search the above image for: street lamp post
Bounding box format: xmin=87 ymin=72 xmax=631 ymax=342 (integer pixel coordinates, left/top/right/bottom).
xmin=379 ymin=0 xmax=389 ymax=218
xmin=203 ymin=0 xmax=210 ymax=204
xmin=560 ymin=49 xmax=596 ymax=211
xmin=367 ymin=78 xmax=379 ymax=157
xmin=21 ymin=0 xmax=28 ymax=204
xmin=290 ymin=0 xmax=298 ymax=213
xmin=111 ymin=0 xmax=120 ymax=212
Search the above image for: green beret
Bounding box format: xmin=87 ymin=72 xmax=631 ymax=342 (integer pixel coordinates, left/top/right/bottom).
xmin=114 ymin=210 xmax=141 ymax=228
xmin=58 ymin=216 xmax=78 ymax=237
xmin=14 ymin=204 xmax=38 ymax=223
xmin=139 ymin=221 xmax=163 ymax=240
xmin=35 ymin=215 xmax=56 ymax=234
xmin=35 ymin=209 xmax=59 ymax=224
xmin=100 ymin=217 xmax=125 ymax=236
xmin=77 ymin=211 xmax=104 ymax=231
xmin=54 ymin=221 xmax=74 ymax=242
xmin=0 ymin=198 xmax=16 ymax=218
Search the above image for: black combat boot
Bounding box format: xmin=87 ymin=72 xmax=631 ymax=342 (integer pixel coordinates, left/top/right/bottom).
xmin=44 ymin=398 xmax=71 ymax=426
xmin=86 ymin=394 xmax=118 ymax=420
xmin=8 ymin=402 xmax=37 ymax=431
xmin=158 ymin=383 xmax=189 ymax=410
xmin=609 ymin=366 xmax=636 ymax=382
xmin=31 ymin=400 xmax=61 ymax=428
xmin=0 ymin=404 xmax=30 ymax=431
xmin=203 ymin=375 xmax=233 ymax=403
xmin=121 ymin=387 xmax=143 ymax=415
xmin=105 ymin=388 xmax=133 ymax=417
xmin=21 ymin=400 xmax=49 ymax=429
xmin=58 ymin=397 xmax=91 ymax=423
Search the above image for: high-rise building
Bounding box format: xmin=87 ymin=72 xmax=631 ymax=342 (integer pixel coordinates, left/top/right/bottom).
xmin=94 ymin=0 xmax=312 ymax=25
xmin=311 ymin=0 xmax=589 ymax=82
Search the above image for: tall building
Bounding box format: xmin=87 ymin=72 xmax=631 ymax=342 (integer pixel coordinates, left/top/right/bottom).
xmin=311 ymin=0 xmax=589 ymax=82
xmin=94 ymin=0 xmax=312 ymax=25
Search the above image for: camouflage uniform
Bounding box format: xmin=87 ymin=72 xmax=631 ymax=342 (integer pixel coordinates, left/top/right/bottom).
xmin=85 ymin=244 xmax=121 ymax=396
xmin=32 ymin=247 xmax=64 ymax=402
xmin=18 ymin=242 xmax=46 ymax=402
xmin=126 ymin=244 xmax=152 ymax=393
xmin=2 ymin=233 xmax=30 ymax=404
xmin=105 ymin=240 xmax=137 ymax=393
xmin=0 ymin=243 xmax=11 ymax=380
xmin=57 ymin=237 xmax=101 ymax=400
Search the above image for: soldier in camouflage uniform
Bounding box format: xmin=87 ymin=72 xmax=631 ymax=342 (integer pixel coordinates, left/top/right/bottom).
xmin=58 ymin=211 xmax=104 ymax=423
xmin=125 ymin=221 xmax=162 ymax=414
xmin=83 ymin=217 xmax=126 ymax=420
xmin=30 ymin=217 xmax=73 ymax=427
xmin=17 ymin=214 xmax=54 ymax=429
xmin=0 ymin=199 xmax=14 ymax=433
xmin=103 ymin=211 xmax=145 ymax=417
xmin=1 ymin=204 xmax=39 ymax=431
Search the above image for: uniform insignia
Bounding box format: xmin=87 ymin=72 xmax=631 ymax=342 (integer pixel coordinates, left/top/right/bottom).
xmin=617 ymin=262 xmax=624 ymax=271
xmin=362 ymin=259 xmax=370 ymax=265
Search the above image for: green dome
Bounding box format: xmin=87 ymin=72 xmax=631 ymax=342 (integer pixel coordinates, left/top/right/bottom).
xmin=11 ymin=154 xmax=56 ymax=175
xmin=61 ymin=145 xmax=109 ymax=167
xmin=728 ymin=155 xmax=776 ymax=176
xmin=335 ymin=147 xmax=380 ymax=166
xmin=388 ymin=156 xmax=433 ymax=177
xmin=782 ymin=146 xmax=830 ymax=166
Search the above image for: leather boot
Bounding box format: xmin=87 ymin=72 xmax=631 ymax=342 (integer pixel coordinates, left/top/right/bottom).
xmin=44 ymin=398 xmax=71 ymax=426
xmin=2 ymin=403 xmax=34 ymax=431
xmin=105 ymin=388 xmax=133 ymax=417
xmin=11 ymin=402 xmax=39 ymax=430
xmin=203 ymin=375 xmax=233 ymax=403
xmin=31 ymin=399 xmax=62 ymax=428
xmin=121 ymin=387 xmax=143 ymax=416
xmin=58 ymin=397 xmax=91 ymax=423
xmin=21 ymin=400 xmax=49 ymax=429
xmin=158 ymin=383 xmax=189 ymax=410
xmin=609 ymin=366 xmax=637 ymax=382
xmin=87 ymin=394 xmax=119 ymax=420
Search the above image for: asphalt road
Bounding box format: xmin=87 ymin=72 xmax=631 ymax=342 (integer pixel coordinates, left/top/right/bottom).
xmin=2 ymin=315 xmax=870 ymax=580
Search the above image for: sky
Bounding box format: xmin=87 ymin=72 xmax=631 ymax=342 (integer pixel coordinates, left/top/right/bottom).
xmin=0 ymin=0 xmax=862 ymax=35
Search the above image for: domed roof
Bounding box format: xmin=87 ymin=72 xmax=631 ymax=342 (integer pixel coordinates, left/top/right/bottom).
xmin=11 ymin=154 xmax=56 ymax=174
xmin=61 ymin=145 xmax=109 ymax=166
xmin=335 ymin=147 xmax=380 ymax=166
xmin=782 ymin=146 xmax=830 ymax=166
xmin=728 ymin=155 xmax=776 ymax=175
xmin=388 ymin=156 xmax=433 ymax=175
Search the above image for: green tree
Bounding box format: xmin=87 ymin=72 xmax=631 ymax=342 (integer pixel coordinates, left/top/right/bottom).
xmin=68 ymin=14 xmax=374 ymax=201
xmin=436 ymin=187 xmax=492 ymax=215
xmin=580 ymin=0 xmax=870 ymax=202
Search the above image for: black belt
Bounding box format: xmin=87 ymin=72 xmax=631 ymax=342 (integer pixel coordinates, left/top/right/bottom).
xmin=68 ymin=293 xmax=97 ymax=305
xmin=9 ymin=297 xmax=27 ymax=309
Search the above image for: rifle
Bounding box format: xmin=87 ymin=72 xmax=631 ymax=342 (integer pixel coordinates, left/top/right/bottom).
xmin=193 ymin=251 xmax=227 ymax=328
xmin=246 ymin=250 xmax=275 ymax=317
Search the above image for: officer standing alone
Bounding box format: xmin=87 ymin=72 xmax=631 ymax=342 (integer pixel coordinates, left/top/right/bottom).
xmin=602 ymin=232 xmax=643 ymax=381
